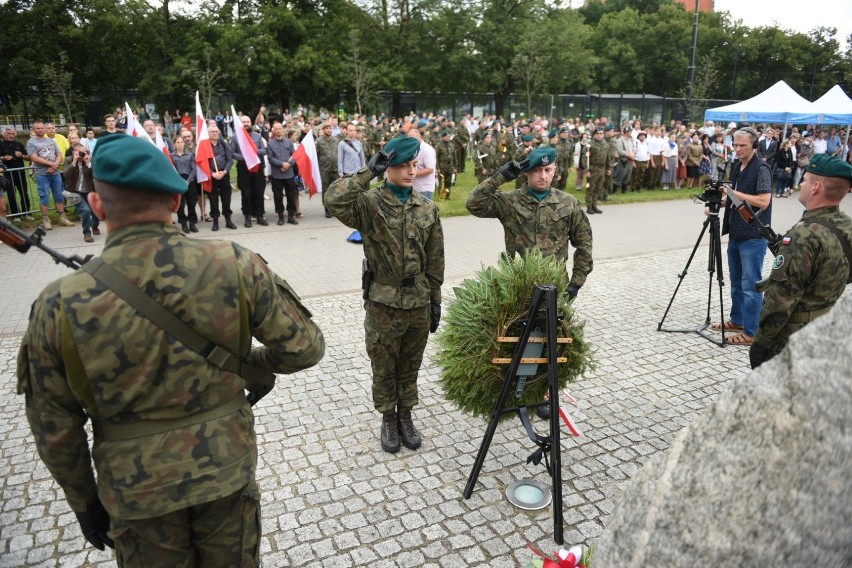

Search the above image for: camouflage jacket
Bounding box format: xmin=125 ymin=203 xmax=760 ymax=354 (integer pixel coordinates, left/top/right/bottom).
xmin=754 ymin=206 xmax=852 ymax=352
xmin=453 ymin=125 xmax=470 ymax=148
xmin=325 ymin=168 xmax=445 ymax=308
xmin=315 ymin=134 xmax=340 ymax=172
xmin=556 ymin=139 xmax=575 ymax=171
xmin=473 ymin=142 xmax=500 ymax=177
xmin=588 ymin=138 xmax=610 ymax=169
xmin=466 ymin=173 xmax=594 ymax=286
xmin=17 ymin=223 xmax=325 ymax=520
xmin=436 ymin=141 xmax=456 ymax=172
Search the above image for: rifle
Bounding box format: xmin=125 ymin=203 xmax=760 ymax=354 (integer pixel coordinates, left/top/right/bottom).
xmin=0 ymin=217 xmax=274 ymax=406
xmin=0 ymin=217 xmax=90 ymax=268
xmin=725 ymin=186 xmax=783 ymax=255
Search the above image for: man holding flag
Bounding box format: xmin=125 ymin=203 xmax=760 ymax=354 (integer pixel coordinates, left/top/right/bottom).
xmin=230 ymin=111 xmax=268 ymax=227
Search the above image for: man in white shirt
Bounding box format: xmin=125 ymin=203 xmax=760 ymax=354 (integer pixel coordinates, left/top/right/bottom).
xmin=632 ymin=131 xmax=650 ymax=192
xmin=812 ymin=130 xmax=828 ymax=155
xmin=408 ymin=126 xmax=437 ymax=201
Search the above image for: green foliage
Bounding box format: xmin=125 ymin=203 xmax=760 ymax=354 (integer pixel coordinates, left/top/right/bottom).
xmin=435 ymin=250 xmax=594 ymax=420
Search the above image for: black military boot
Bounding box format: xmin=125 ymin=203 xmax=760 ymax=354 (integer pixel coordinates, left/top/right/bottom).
xmin=212 ymin=218 xmax=219 ymax=231
xmin=593 ymin=205 xmax=603 ymax=214
xmin=586 ymin=206 xmax=595 ymax=215
xmin=256 ymin=216 xmax=268 ymax=226
xmin=225 ymin=217 xmax=237 ymax=230
xmin=397 ymin=409 xmax=422 ymax=450
xmin=277 ymin=213 xmax=286 ymax=226
xmin=287 ymin=214 xmax=299 ymax=225
xmin=244 ymin=216 xmax=252 ymax=228
xmin=381 ymin=412 xmax=400 ymax=453
xmin=189 ymin=222 xmax=198 ymax=233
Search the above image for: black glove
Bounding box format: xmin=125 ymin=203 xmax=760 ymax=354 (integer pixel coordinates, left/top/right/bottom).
xmin=565 ymin=284 xmax=581 ymax=302
xmin=367 ymin=149 xmax=396 ymax=178
xmin=75 ymin=500 xmax=114 ymax=551
xmin=497 ymin=160 xmax=523 ymax=181
xmin=749 ymin=344 xmax=769 ymax=369
xmin=429 ymin=302 xmax=441 ymax=333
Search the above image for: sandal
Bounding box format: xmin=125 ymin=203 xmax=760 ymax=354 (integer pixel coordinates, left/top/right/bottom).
xmin=710 ymin=320 xmax=743 ymax=331
xmin=726 ymin=332 xmax=753 ymax=345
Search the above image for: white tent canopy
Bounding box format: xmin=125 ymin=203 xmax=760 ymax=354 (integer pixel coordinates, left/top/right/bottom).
xmin=789 ymin=85 xmax=852 ymax=125
xmin=704 ymin=80 xmax=813 ymax=124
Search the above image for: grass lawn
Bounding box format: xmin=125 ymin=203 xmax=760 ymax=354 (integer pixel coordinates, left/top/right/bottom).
xmin=433 ymin=167 xmax=703 ymax=217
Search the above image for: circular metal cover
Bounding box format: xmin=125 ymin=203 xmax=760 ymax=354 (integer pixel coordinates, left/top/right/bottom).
xmin=505 ymin=478 xmax=552 ymax=510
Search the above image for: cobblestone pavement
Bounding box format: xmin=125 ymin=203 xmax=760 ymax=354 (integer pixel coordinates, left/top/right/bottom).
xmin=2 ymin=193 xmax=848 ymax=567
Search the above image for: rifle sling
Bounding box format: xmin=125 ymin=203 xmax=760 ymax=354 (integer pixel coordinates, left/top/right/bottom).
xmin=82 ymin=258 xmax=271 ymax=385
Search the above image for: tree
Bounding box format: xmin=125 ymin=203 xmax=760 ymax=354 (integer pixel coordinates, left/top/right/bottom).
xmin=679 ymin=54 xmax=719 ymax=123
xmin=41 ymin=53 xmax=84 ymax=120
xmin=349 ymin=29 xmax=373 ymax=115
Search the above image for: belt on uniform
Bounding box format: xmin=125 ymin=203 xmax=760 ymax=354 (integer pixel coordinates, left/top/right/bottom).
xmin=787 ymin=306 xmax=833 ymax=324
xmin=373 ymin=273 xmax=426 ymax=287
xmin=92 ymin=397 xmax=248 ymax=442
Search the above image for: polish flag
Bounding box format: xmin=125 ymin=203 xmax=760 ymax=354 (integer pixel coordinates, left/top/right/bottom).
xmin=154 ymin=128 xmax=174 ymax=165
xmin=293 ymin=130 xmax=321 ymax=197
xmin=124 ymin=102 xmax=144 ymax=138
xmin=195 ymin=92 xmax=214 ymax=193
xmin=230 ymin=105 xmax=260 ymax=172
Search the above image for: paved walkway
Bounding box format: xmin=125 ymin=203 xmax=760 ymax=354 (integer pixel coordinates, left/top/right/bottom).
xmin=1 ymin=190 xmax=848 ymax=567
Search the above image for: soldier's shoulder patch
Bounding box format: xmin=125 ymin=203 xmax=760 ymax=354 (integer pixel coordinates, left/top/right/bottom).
xmin=772 ymin=254 xmax=785 ymax=270
xmin=781 ymin=236 xmax=792 ymax=246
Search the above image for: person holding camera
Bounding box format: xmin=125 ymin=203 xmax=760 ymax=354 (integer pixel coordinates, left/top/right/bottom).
xmin=63 ymin=143 xmax=100 ymax=242
xmin=710 ymin=127 xmax=772 ymax=345
xmin=750 ymin=154 xmax=852 ymax=368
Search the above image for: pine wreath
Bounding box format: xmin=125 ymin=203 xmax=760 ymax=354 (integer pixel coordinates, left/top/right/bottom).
xmin=436 ymin=250 xmax=594 ymax=421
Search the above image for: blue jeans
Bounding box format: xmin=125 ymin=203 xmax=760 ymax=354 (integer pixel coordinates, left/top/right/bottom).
xmin=36 ymin=173 xmax=64 ymax=207
xmin=77 ymin=193 xmax=99 ymax=236
xmin=727 ymin=238 xmax=767 ymax=337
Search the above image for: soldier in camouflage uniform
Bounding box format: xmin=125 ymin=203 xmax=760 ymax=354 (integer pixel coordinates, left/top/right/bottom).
xmin=473 ymin=131 xmax=499 ymax=182
xmin=513 ymin=134 xmax=535 ymax=189
xmin=750 ymin=154 xmax=852 ymax=368
xmin=316 ymin=122 xmax=339 ymax=218
xmin=467 ymin=146 xmax=593 ymax=420
xmin=17 ymin=134 xmax=325 ymax=566
xmin=604 ymin=125 xmax=618 ymax=197
xmin=454 ymin=118 xmax=471 ymax=173
xmin=554 ymin=127 xmax=575 ymax=191
xmin=435 ymin=128 xmax=456 ymax=197
xmin=586 ymin=128 xmax=610 ymax=215
xmin=325 ymin=136 xmax=444 ymax=453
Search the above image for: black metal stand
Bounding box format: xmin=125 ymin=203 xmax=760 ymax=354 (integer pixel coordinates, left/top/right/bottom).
xmin=657 ymin=211 xmax=728 ymax=347
xmin=462 ymin=285 xmax=564 ymax=545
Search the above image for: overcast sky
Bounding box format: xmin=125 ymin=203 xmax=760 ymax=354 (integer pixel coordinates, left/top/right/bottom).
xmin=714 ymin=0 xmax=852 ymax=47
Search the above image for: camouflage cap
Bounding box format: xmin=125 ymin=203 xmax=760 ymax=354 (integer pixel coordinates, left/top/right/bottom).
xmin=806 ymin=153 xmax=852 ymax=183
xmin=92 ymin=133 xmax=187 ymax=194
xmin=558 ymin=126 xmax=571 ymax=134
xmin=522 ymin=147 xmax=557 ymax=171
xmin=383 ymin=136 xmax=421 ymax=166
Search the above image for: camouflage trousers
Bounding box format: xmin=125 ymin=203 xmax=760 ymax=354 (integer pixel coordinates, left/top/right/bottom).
xmin=110 ymin=482 xmax=260 ymax=568
xmin=587 ymin=168 xmax=606 ymax=207
xmin=631 ymin=160 xmax=649 ymax=192
xmin=364 ymin=301 xmax=430 ymax=414
xmin=320 ymin=170 xmax=339 ymax=208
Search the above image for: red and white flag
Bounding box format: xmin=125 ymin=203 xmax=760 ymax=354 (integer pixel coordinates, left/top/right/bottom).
xmin=293 ymin=130 xmax=321 ymax=197
xmin=154 ymin=128 xmax=174 ymax=164
xmin=230 ymin=105 xmax=260 ymax=172
xmin=195 ymin=92 xmax=214 ymax=192
xmin=124 ymin=102 xmax=145 ymax=138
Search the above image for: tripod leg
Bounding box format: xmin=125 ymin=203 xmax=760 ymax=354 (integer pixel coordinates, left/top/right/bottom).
xmin=711 ymin=216 xmax=728 ymax=346
xmin=464 ymin=287 xmax=546 ymax=499
xmin=658 ymin=216 xmax=713 ymax=330
xmin=544 ymin=287 xmax=564 ymax=545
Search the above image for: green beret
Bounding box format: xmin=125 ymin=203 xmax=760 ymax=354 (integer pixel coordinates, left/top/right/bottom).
xmin=521 ymin=134 xmax=534 ymax=142
xmin=523 ymin=147 xmax=557 ymax=171
xmin=92 ymin=134 xmax=187 ymax=194
xmin=441 ymin=128 xmax=452 ymax=137
xmin=548 ymin=128 xmax=558 ymax=138
xmin=806 ymin=153 xmax=852 ymax=183
xmin=604 ymin=125 xmax=614 ymax=132
xmin=382 ymin=136 xmax=421 ymax=166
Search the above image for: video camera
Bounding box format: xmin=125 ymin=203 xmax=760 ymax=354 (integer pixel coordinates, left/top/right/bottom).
xmin=695 ymin=178 xmax=728 ymax=214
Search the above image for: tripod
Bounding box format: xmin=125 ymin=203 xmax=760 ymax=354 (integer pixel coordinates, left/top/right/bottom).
xmin=658 ymin=205 xmax=728 ymax=347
